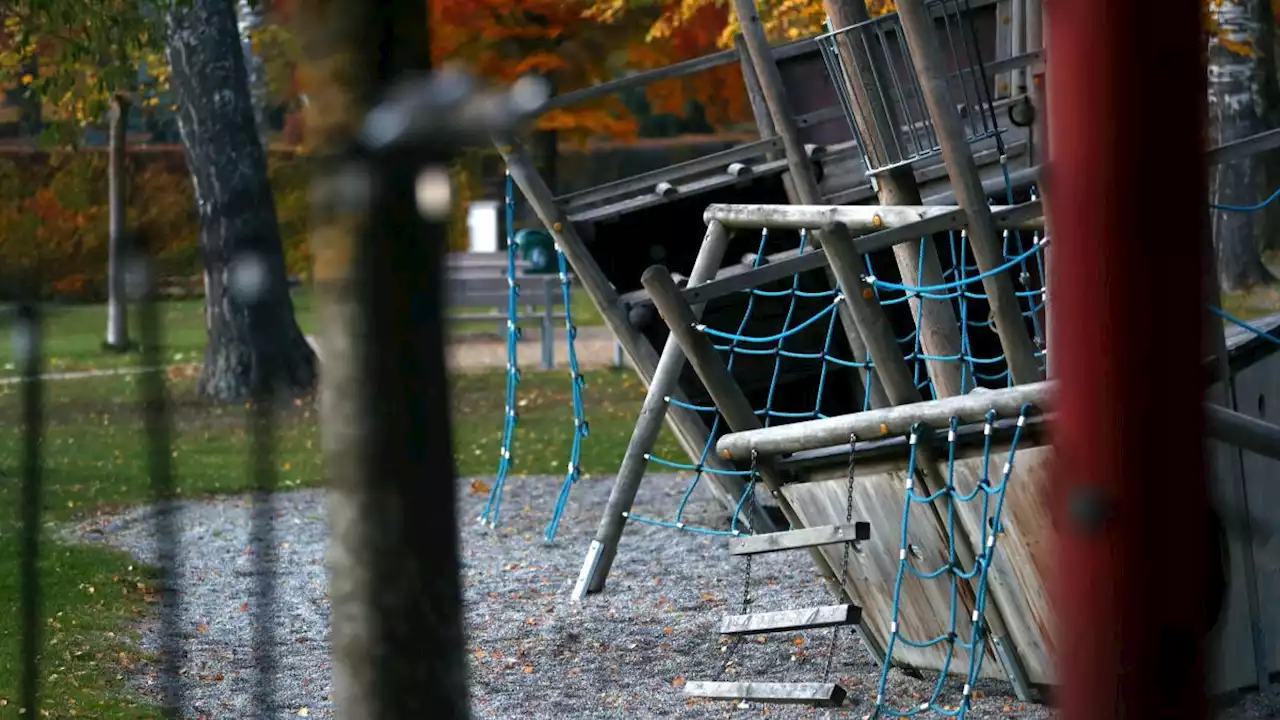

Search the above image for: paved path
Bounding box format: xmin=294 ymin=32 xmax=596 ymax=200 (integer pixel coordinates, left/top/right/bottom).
xmin=1 ymin=327 xmax=626 ymax=384
xmin=307 ymin=325 xmax=627 ymax=374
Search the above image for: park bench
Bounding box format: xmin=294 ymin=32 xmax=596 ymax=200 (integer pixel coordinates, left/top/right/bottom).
xmin=445 ymin=252 xmax=565 ymax=370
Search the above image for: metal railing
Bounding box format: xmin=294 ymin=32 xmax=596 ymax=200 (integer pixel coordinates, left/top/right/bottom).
xmin=816 ymin=0 xmax=1004 ymax=175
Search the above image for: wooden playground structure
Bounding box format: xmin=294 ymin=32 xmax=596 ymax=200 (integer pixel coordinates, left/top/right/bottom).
xmin=492 ymin=0 xmax=1280 ymax=714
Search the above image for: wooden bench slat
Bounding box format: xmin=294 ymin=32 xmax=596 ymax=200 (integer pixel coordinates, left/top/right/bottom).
xmin=719 ymin=604 xmax=860 ymax=636
xmin=729 ymin=523 xmax=870 ymax=556
xmin=683 ymin=681 xmax=847 ymax=707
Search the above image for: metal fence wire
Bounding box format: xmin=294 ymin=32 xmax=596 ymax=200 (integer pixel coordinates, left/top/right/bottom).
xmin=8 ymin=65 xmax=539 ymax=719
xmin=817 ymin=0 xmax=1003 ymax=175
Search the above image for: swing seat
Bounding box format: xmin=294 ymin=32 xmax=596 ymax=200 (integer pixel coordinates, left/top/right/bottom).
xmin=684 ymin=680 xmax=848 ymax=707
xmin=729 ymin=522 xmax=870 ymax=556
xmin=719 ymin=603 xmax=862 ymax=636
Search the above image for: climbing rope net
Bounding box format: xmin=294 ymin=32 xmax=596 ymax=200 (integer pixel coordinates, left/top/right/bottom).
xmin=477 ymin=170 xmax=590 ymax=543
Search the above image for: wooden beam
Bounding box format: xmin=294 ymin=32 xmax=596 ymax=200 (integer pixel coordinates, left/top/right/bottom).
xmin=640 ymin=267 xmax=855 ymax=608
xmin=719 ymin=604 xmax=862 ymax=636
xmin=573 ymin=222 xmax=775 ymax=601
xmin=826 ymin=0 xmax=967 ymax=399
xmin=731 ymin=0 xmax=924 ymax=409
xmin=730 ymin=523 xmax=871 ymax=556
xmin=495 ymin=138 xmax=749 ymax=515
xmin=555 ymin=138 xmax=783 ymax=208
xmin=703 ymin=200 xmax=1044 ymax=232
xmin=716 ymin=381 xmax=1052 ymax=460
xmin=1205 ymin=389 xmax=1280 ymax=462
xmin=895 ymin=0 xmax=1043 ymax=386
xmin=684 ymin=681 xmax=847 ymax=707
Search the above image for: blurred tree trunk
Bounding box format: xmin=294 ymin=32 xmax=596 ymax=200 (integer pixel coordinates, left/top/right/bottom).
xmin=1207 ymin=0 xmax=1280 ymax=291
xmin=293 ymin=0 xmax=471 ymax=716
xmin=166 ymin=0 xmax=317 ymax=401
xmin=104 ymin=93 xmax=131 ymax=351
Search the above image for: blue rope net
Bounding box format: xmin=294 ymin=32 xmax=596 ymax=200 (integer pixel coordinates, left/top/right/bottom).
xmin=478 ymin=171 xmax=590 ymax=542
xmin=630 ymin=184 xmax=1050 ymax=538
xmin=870 ymin=407 xmax=1030 ymax=719
xmin=544 ymin=244 xmax=591 ymax=543
xmin=478 ymin=171 xmax=522 ymax=528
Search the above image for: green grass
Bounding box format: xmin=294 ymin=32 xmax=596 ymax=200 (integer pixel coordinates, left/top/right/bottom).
xmin=0 ymin=348 xmax=666 ymax=715
xmin=0 ymin=288 xmax=604 ymax=378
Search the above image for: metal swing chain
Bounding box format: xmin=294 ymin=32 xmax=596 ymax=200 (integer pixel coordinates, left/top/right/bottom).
xmin=824 ymin=433 xmax=858 ymax=683
xmin=714 ymin=449 xmax=759 ymax=684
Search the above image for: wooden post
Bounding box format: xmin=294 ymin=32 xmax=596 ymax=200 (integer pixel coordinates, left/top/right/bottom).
xmin=497 ymin=138 xmax=753 ymax=515
xmin=643 ymin=264 xmax=887 ymax=663
xmin=735 ymin=30 xmax=883 ymax=409
xmin=736 ymin=34 xmax=798 ymax=204
xmin=824 ymin=0 xmax=967 ymax=398
xmin=573 ymin=220 xmax=775 ymax=601
xmin=1048 ymin=0 xmax=1211 ymax=715
xmin=893 ymin=0 xmax=1042 ymax=386
xmin=104 ymin=93 xmax=131 ymax=352
xmin=730 ymin=0 xmax=922 ymax=408
xmin=296 ymin=1 xmax=478 ymax=715
xmin=1201 ymin=207 xmax=1269 ymax=689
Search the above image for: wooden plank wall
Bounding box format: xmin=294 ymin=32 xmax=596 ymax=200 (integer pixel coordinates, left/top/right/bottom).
xmin=788 ymin=408 xmax=1273 ymax=693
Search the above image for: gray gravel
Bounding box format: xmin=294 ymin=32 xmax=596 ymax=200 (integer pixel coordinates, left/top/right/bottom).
xmin=64 ymin=473 xmax=1280 ymax=719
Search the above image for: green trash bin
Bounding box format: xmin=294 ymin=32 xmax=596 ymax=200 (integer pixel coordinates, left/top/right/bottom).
xmin=515 ymin=228 xmax=557 ymax=275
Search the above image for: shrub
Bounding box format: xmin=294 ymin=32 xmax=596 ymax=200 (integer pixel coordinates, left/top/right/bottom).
xmin=0 ymin=147 xmax=315 ymax=301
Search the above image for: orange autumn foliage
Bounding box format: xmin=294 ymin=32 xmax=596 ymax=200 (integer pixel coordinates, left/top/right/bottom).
xmin=430 ymin=0 xmax=645 ymax=139
xmin=428 ymin=0 xmax=766 ymax=140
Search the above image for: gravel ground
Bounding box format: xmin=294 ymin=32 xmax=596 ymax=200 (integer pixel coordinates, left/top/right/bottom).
xmin=64 ymin=473 xmax=1280 ymax=719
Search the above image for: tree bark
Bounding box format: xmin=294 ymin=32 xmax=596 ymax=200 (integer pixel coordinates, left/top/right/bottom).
xmin=1208 ymin=0 xmax=1279 ymax=292
xmin=165 ymin=0 xmax=317 ymax=402
xmin=104 ymin=93 xmax=131 ymax=351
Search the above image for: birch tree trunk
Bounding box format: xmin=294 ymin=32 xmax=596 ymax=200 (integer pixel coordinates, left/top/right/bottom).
xmin=104 ymin=93 xmax=131 ymax=351
xmin=166 ymin=0 xmax=317 ymax=402
xmin=235 ymin=0 xmax=271 ymax=144
xmin=1207 ymin=0 xmax=1279 ymax=291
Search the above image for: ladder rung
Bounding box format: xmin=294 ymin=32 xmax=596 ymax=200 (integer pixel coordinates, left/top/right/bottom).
xmin=729 ymin=522 xmax=870 ymax=556
xmin=684 ymin=680 xmax=847 ymax=707
xmin=719 ymin=603 xmax=861 ymax=636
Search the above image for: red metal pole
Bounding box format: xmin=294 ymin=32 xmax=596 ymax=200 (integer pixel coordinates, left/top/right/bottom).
xmin=1046 ymin=0 xmax=1211 ymax=718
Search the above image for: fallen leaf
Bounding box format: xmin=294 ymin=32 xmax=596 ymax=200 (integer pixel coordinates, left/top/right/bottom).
xmin=792 ymin=636 xmax=805 ymax=647
xmin=672 ymin=676 xmax=686 ymax=688
xmin=522 ymin=664 xmax=534 ymax=674
xmin=470 ymin=479 xmax=491 ymax=495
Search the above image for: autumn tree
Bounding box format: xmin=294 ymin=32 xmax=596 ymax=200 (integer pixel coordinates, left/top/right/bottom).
xmin=583 ymin=0 xmax=897 ymax=133
xmin=1 ymin=0 xmax=316 ymax=401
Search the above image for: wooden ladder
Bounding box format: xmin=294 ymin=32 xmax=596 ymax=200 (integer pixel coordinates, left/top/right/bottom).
xmin=683 ymin=523 xmax=870 ymax=709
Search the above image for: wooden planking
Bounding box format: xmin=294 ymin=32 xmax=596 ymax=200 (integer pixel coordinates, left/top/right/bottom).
xmin=1203 ymin=381 xmax=1266 ymax=695
xmin=719 ymin=604 xmax=861 ymax=636
xmin=945 ymin=442 xmax=1055 ymax=686
xmin=1230 ymin=356 xmax=1280 ymax=682
xmin=684 ymin=681 xmax=847 ymax=707
xmin=729 ymin=523 xmax=871 ymax=556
